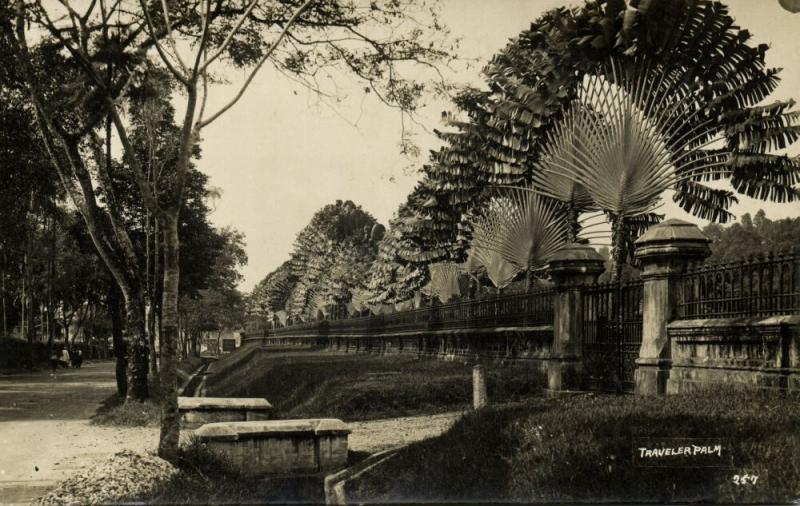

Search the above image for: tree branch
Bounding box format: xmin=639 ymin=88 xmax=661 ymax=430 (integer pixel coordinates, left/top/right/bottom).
xmin=106 ymin=103 xmax=165 ymax=217
xmin=196 ymin=0 xmax=315 ymax=129
xmin=136 ymin=0 xmax=190 ymax=86
xmin=198 ymin=0 xmax=260 ymax=74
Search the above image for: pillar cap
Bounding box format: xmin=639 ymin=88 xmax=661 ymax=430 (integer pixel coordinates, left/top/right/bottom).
xmin=548 ymin=243 xmax=606 ymax=275
xmin=634 ymin=219 xmax=711 ymax=261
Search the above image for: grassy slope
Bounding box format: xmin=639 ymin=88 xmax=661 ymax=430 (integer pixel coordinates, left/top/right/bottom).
xmin=204 ymin=349 xmax=546 ymax=421
xmin=348 ymin=392 xmax=800 ymax=503
xmin=91 ymin=355 xmax=209 ymax=427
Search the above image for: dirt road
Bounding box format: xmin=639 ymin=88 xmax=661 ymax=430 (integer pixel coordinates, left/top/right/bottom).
xmin=0 ymin=361 xmax=462 ymax=505
xmin=0 ymin=362 xmax=157 ymax=505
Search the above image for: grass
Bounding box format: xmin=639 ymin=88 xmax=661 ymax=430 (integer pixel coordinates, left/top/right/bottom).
xmin=204 ymin=348 xmax=546 ymax=421
xmin=90 ymin=391 xmax=162 ymax=427
xmin=177 ymin=355 xmax=205 ymax=391
xmin=91 ymin=356 xmax=208 ymax=427
xmin=347 ymin=390 xmax=800 ymax=503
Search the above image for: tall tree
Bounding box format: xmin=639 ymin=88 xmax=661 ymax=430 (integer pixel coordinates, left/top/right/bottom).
xmin=399 ymin=0 xmax=800 ymax=282
xmin=286 ymin=200 xmax=379 ymax=319
xmin=3 ymin=0 xmax=456 ymax=458
xmin=704 ymin=210 xmax=800 ymax=262
xmin=180 ymin=226 xmax=247 ymax=355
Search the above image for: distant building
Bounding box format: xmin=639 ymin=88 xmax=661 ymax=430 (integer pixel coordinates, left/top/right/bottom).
xmin=200 ymin=328 xmax=243 ymax=356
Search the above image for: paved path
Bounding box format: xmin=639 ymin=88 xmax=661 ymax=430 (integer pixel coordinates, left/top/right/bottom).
xmin=0 ymin=362 xmax=157 ymax=505
xmin=348 ymin=412 xmax=464 ymax=454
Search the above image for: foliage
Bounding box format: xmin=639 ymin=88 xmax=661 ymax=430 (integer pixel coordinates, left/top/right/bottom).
xmin=0 ymin=337 xmax=50 ymax=370
xmin=704 ymin=209 xmax=800 ymax=262
xmin=467 ymin=188 xmax=568 ymax=289
xmin=367 ymin=197 xmax=430 ymax=304
xmin=424 ymin=262 xmax=465 ymax=303
xmin=253 ymin=200 xmax=381 ymax=320
xmin=179 ymin=227 xmax=248 ymax=352
xmin=396 ymin=0 xmax=800 ymax=280
xmin=247 ymin=260 xmax=295 ymax=323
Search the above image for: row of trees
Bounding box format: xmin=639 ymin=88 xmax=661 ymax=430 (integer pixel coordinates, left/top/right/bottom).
xmin=2 ymin=0 xmax=458 ymax=458
xmin=704 ymin=210 xmax=800 ymax=262
xmin=0 ymin=17 xmax=248 ymax=449
xmin=0 ymin=69 xmax=248 ymax=366
xmin=251 ymin=0 xmax=800 ymax=324
xmin=248 ymin=200 xmax=383 ymax=322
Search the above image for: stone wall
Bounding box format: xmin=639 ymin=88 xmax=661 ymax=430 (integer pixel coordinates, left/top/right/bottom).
xmin=667 ymin=316 xmax=800 ymax=393
xmin=252 ymin=327 xmax=554 ymax=370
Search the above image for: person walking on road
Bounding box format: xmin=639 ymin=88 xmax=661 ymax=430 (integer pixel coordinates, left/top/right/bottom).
xmin=50 ymin=349 xmax=60 ymax=376
xmin=60 ymin=348 xmax=70 ymax=369
xmin=71 ymin=350 xmax=83 ymax=368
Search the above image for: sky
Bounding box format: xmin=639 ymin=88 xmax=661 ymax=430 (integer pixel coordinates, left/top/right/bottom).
xmin=195 ymin=0 xmax=800 ymax=291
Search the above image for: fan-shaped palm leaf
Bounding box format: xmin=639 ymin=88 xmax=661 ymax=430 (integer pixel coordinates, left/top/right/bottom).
xmin=467 ymin=188 xmax=569 ymax=289
xmin=425 ymin=262 xmax=465 ymax=303
xmin=350 ymin=288 xmax=371 ymax=314
xmin=533 ymin=56 xmax=800 ymax=278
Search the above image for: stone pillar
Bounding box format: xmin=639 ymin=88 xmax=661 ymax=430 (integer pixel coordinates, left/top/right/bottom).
xmin=633 ymin=219 xmax=711 ymax=396
xmin=472 ymin=364 xmax=488 ymax=409
xmin=547 ymin=244 xmax=606 ymax=392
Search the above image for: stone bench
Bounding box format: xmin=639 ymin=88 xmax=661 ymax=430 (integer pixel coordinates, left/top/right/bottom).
xmin=194 ymin=419 xmax=351 ymax=475
xmin=178 ymin=397 xmax=273 ymax=429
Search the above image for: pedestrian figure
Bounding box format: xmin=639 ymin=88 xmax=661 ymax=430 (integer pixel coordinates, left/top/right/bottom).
xmin=73 ymin=350 xmax=83 ymax=369
xmin=60 ymin=348 xmax=70 ymax=368
xmin=50 ymin=350 xmax=60 ymax=376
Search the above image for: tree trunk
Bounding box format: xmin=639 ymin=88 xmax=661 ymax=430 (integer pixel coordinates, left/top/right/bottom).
xmin=150 ymin=197 xmax=162 ymax=374
xmin=62 ymin=313 xmax=70 ymax=345
xmin=566 ymin=201 xmax=580 ymax=243
xmin=123 ymin=288 xmax=149 ymax=402
xmin=23 ymin=194 xmax=33 ymax=367
xmin=109 ymin=285 xmax=128 ymax=398
xmin=611 ymin=215 xmax=628 ymax=283
xmin=610 ymin=214 xmax=628 ymax=393
xmin=1 ymin=251 xmax=6 ymax=337
xmin=158 ymin=213 xmax=180 ymax=459
xmin=47 ymin=213 xmax=55 ymax=346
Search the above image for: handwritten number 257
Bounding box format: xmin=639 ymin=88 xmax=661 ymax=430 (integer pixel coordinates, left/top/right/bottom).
xmin=733 ymin=474 xmax=759 ymax=486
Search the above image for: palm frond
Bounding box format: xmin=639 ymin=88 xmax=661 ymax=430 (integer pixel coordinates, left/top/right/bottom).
xmin=425 ymin=262 xmax=465 ymax=303
xmin=467 ymin=187 xmax=569 ymax=289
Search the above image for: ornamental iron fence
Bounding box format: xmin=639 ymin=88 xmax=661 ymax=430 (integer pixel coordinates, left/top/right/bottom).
xmin=679 ymin=252 xmax=800 ymax=319
xmin=258 ymin=288 xmax=555 ymax=338
xmin=581 ymin=280 xmax=644 ymax=392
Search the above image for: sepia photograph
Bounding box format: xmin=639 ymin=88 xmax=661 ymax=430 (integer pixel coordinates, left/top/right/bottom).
xmin=1 ymin=0 xmax=799 ymax=504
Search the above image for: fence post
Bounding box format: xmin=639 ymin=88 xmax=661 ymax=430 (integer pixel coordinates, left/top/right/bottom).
xmin=473 ymin=364 xmax=488 ymax=409
xmin=547 ymin=244 xmax=606 ymax=392
xmin=633 ymin=219 xmax=711 ymax=396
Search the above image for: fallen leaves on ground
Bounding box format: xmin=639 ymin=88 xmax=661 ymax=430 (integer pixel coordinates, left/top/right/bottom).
xmin=35 ymin=450 xmax=178 ymax=506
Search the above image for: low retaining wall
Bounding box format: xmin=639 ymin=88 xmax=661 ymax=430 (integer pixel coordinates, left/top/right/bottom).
xmin=667 ymin=316 xmax=800 ymax=393
xmin=195 ymin=419 xmax=350 ymax=475
xmin=248 ymin=326 xmax=554 ymax=365
xmin=178 ymin=397 xmax=273 ymax=429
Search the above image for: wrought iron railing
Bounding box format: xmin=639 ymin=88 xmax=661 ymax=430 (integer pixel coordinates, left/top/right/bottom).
xmin=244 ymin=252 xmax=800 ymax=342
xmin=581 ymin=280 xmax=644 ymax=391
xmin=251 ymin=288 xmax=555 ymax=338
xmin=679 ymin=252 xmax=800 ymax=319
